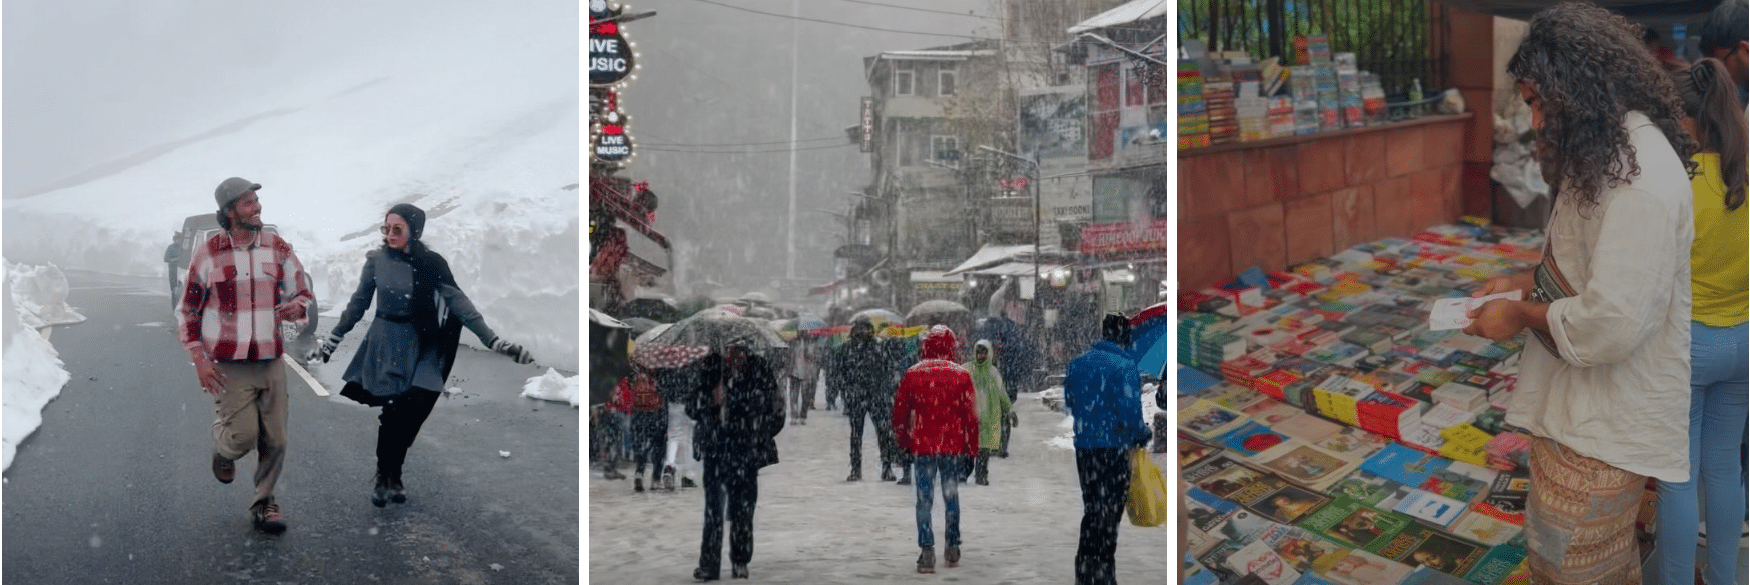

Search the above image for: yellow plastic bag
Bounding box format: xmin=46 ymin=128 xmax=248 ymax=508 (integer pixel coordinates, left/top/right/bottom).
xmin=1126 ymin=448 xmax=1169 ymax=527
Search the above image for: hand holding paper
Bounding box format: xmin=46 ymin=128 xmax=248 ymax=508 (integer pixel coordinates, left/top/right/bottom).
xmin=1429 ymin=290 xmax=1523 ymax=331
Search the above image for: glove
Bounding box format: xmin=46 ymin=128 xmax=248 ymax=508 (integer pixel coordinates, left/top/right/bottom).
xmin=309 ymin=334 xmax=341 ymax=363
xmin=1008 ymin=412 xmax=1019 ymax=428
xmin=491 ymin=338 xmax=534 ymax=364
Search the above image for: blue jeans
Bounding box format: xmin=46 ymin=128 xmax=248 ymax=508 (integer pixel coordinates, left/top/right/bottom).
xmin=913 ymin=455 xmax=962 ymax=548
xmin=1655 ymin=321 xmax=1748 ymax=585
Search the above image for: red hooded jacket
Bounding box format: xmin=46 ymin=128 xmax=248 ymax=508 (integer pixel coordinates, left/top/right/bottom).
xmin=892 ymin=326 xmax=980 ymax=457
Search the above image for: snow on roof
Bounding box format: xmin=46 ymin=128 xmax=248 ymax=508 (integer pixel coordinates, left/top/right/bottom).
xmin=1068 ymin=0 xmax=1170 ymax=34
xmin=879 ymin=50 xmax=996 ymax=61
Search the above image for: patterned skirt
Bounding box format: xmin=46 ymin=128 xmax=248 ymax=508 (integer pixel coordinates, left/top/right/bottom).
xmin=1524 ymin=436 xmax=1646 ymax=585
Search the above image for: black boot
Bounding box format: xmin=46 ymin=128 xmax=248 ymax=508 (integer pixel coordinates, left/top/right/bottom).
xmin=389 ymin=473 xmax=407 ymax=504
xmin=880 ymin=462 xmax=896 ymax=482
xmin=371 ymin=473 xmax=390 ymax=508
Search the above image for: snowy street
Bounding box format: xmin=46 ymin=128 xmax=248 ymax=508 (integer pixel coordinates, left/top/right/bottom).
xmin=3 ymin=271 xmax=579 ymax=584
xmin=587 ymin=385 xmax=1172 ymax=583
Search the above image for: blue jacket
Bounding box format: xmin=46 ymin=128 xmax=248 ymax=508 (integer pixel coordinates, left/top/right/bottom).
xmin=1063 ymin=341 xmax=1150 ymax=449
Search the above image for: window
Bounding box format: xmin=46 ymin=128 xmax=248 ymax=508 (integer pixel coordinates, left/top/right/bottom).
xmin=894 ymin=62 xmax=915 ymax=96
xmin=930 ymin=135 xmax=960 ymax=163
xmin=938 ymin=65 xmax=957 ymax=96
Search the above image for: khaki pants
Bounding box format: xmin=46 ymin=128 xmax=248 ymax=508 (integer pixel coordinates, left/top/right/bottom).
xmin=212 ymin=360 xmax=288 ymax=508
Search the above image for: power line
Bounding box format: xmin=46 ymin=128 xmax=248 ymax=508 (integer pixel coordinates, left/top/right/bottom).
xmin=641 ymin=136 xmax=846 ymax=147
xmin=642 ymin=143 xmax=857 ymax=154
xmin=834 ymin=0 xmax=1002 ymax=21
xmin=688 ymin=0 xmax=980 ymax=39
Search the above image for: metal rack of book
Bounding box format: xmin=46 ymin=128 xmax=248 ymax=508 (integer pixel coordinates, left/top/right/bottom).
xmin=1176 ymin=223 xmax=1639 ymax=585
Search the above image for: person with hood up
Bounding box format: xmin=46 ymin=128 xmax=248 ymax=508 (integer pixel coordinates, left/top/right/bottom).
xmin=828 ymin=316 xmax=905 ymax=482
xmin=1063 ymin=313 xmax=1152 ymax=585
xmin=891 ymin=326 xmax=980 ymax=574
xmin=310 ymin=203 xmax=533 ymax=507
xmin=962 ymin=339 xmax=1015 ymax=486
xmin=687 ymin=340 xmax=784 ymax=581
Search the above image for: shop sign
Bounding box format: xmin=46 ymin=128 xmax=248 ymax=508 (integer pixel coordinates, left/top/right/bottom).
xmin=1079 ymin=218 xmax=1169 ymax=256
xmin=860 ymin=97 xmax=874 ymax=153
xmin=589 ymin=3 xmax=640 ymax=88
xmin=594 ymin=125 xmax=633 ymax=163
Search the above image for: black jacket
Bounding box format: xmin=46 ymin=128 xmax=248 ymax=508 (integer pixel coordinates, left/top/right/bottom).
xmin=828 ymin=335 xmax=895 ymax=406
xmin=687 ymin=354 xmax=784 ymax=468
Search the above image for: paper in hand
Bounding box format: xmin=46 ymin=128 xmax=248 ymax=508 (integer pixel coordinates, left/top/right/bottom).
xmin=1429 ymin=290 xmax=1523 ymax=331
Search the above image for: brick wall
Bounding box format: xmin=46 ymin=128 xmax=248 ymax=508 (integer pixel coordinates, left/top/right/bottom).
xmin=1177 ymin=114 xmax=1474 ymax=291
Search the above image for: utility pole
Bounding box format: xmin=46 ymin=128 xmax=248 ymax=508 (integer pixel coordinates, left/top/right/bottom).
xmin=785 ymin=0 xmax=800 ymax=281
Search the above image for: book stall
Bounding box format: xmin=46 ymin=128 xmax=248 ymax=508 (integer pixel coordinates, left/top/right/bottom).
xmin=1180 ymin=35 xmax=1404 ymax=150
xmin=1176 ymin=222 xmax=1658 ymax=585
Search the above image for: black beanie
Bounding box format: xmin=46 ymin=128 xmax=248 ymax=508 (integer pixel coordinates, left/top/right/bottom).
xmin=1101 ymin=312 xmax=1132 ymax=347
xmin=387 ymin=203 xmax=426 ymax=241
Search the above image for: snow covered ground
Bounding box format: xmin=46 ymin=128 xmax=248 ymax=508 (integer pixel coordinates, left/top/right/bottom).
xmin=2 ymin=261 xmax=85 ymax=471
xmin=587 ymin=387 xmax=1173 ymax=583
xmin=2 ymin=2 xmax=580 ymax=373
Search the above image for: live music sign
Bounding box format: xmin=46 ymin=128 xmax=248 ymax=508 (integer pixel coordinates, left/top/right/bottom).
xmin=589 ymin=27 xmax=634 ymax=86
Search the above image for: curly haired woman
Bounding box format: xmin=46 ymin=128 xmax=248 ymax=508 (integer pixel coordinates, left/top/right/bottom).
xmin=1460 ymin=3 xmax=1698 ymax=583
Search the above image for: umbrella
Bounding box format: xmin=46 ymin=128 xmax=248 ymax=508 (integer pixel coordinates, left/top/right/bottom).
xmin=1131 ymin=308 xmax=1170 ymax=379
xmin=1131 ymin=301 xmax=1169 ymax=327
xmin=632 ymin=342 xmax=711 ymax=370
xmin=851 ymin=308 xmax=903 ymax=327
xmin=647 ymin=307 xmax=788 ymax=351
xmin=768 ymin=318 xmax=800 ymax=341
xmin=795 ymin=312 xmax=828 ymax=332
xmin=906 ymin=299 xmax=971 ymax=324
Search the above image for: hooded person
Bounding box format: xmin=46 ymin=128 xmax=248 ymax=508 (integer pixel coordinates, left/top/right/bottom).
xmin=311 ymin=202 xmax=534 ymax=507
xmin=962 ymin=339 xmax=1015 ymax=486
xmin=1063 ymin=313 xmax=1152 ymax=585
xmin=891 ymin=326 xmax=980 ymax=574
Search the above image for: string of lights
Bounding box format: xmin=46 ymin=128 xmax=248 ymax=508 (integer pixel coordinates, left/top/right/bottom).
xmin=832 ymin=0 xmax=1001 ymax=21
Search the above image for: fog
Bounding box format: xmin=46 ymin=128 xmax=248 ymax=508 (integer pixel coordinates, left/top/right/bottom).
xmin=620 ymin=0 xmax=996 ymax=298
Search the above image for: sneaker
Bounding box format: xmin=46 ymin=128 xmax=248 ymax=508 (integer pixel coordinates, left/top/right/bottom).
xmin=945 ymin=545 xmax=960 ymax=567
xmin=634 ymin=473 xmax=645 ymax=493
xmin=212 ymin=452 xmax=235 ymax=484
xmin=917 ymin=546 xmax=935 ymax=574
xmin=681 ymin=477 xmax=698 ymax=488
xmin=663 ymin=472 xmax=677 ymax=491
xmin=731 ymin=564 xmax=749 ymax=579
xmin=389 ymin=476 xmax=406 ymax=504
xmin=880 ymin=467 xmax=896 ymax=482
xmin=371 ymin=474 xmax=390 ymax=507
xmin=251 ymin=501 xmax=287 ymax=534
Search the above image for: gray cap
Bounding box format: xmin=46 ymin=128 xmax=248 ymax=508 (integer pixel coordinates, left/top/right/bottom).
xmin=214 ymin=177 xmax=262 ymax=208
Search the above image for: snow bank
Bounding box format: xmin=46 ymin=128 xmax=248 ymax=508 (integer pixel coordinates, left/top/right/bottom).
xmin=2 ymin=2 xmax=579 ymax=371
xmin=1041 ymin=382 xmax=1162 ymax=452
xmin=520 ymin=368 xmax=580 ymax=407
xmin=2 ymin=261 xmax=77 ymax=472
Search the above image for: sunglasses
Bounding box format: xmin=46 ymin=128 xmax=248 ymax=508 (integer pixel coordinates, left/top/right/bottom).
xmin=380 ymin=225 xmax=406 ymax=236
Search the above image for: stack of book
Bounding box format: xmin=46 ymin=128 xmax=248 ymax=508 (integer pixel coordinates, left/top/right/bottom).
xmin=1336 ymin=53 xmax=1364 ymax=128
xmin=1291 ymin=65 xmax=1320 ymax=135
xmin=1179 ymin=59 xmax=1211 ymax=149
xmin=1205 ymin=67 xmax=1239 ymax=145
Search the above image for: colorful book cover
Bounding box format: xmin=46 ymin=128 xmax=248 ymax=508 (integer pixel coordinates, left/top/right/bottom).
xmin=1260 ymin=524 xmax=1350 ymax=574
xmin=1274 ymin=412 xmax=1344 ymax=443
xmin=1363 ymin=443 xmax=1451 ymax=488
xmin=1180 ymin=433 xmax=1221 ymax=468
xmin=1256 ymin=441 xmax=1358 ymax=491
xmin=1242 ymin=397 xmax=1305 ymax=427
xmin=1187 ymin=454 xmax=1273 ymax=501
xmin=1181 ymin=399 xmax=1252 ymax=441
xmin=1482 ymin=469 xmax=1530 ymax=514
xmin=1415 ymin=463 xmax=1491 ymax=503
xmin=1373 ymin=523 xmax=1488 ymax=576
xmin=1224 ymin=422 xmax=1293 ymax=458
xmin=1326 ymin=469 xmax=1417 ymax=509
xmin=1393 ymin=489 xmax=1468 ymax=529
xmin=1448 ymin=508 xmax=1525 ymax=546
xmin=1313 ymin=549 xmax=1413 ymax=585
xmin=1184 ymin=552 xmax=1222 ymax=585
xmin=1297 ymin=495 xmax=1411 ymax=550
xmin=1230 ymin=539 xmax=1303 ymax=585
xmin=1437 ymin=423 xmax=1494 ymax=468
xmin=1462 ymin=545 xmax=1529 ymax=585
xmin=1313 ymin=426 xmax=1390 ymax=458
xmin=1246 ymin=483 xmax=1335 ymax=524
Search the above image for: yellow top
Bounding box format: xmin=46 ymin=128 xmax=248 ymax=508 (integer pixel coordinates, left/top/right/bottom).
xmin=1690 ymin=153 xmax=1749 ymax=327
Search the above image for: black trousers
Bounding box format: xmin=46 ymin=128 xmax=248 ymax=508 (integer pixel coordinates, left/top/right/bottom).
xmin=376 ymin=388 xmax=441 ymax=478
xmin=846 ymin=398 xmax=901 ymax=473
xmin=628 ymin=409 xmax=668 ymax=473
xmin=1074 ymin=448 xmax=1131 ymax=585
xmin=698 ymin=457 xmax=759 ymax=575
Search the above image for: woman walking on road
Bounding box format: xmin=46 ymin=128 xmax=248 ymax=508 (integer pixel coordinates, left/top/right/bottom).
xmin=311 ymin=203 xmax=533 ymax=507
xmin=963 ymin=340 xmax=1014 ymax=486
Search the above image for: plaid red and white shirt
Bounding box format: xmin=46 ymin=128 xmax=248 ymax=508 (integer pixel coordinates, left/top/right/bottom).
xmin=178 ymin=229 xmax=314 ymax=362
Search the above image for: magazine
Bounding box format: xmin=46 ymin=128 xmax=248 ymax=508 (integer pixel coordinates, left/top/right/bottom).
xmin=1298 ymin=495 xmax=1411 ymax=550
xmin=1256 ymin=441 xmax=1358 ymax=491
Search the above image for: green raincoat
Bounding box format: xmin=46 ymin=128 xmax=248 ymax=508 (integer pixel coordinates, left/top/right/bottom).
xmin=963 ymin=339 xmax=1013 ymax=451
